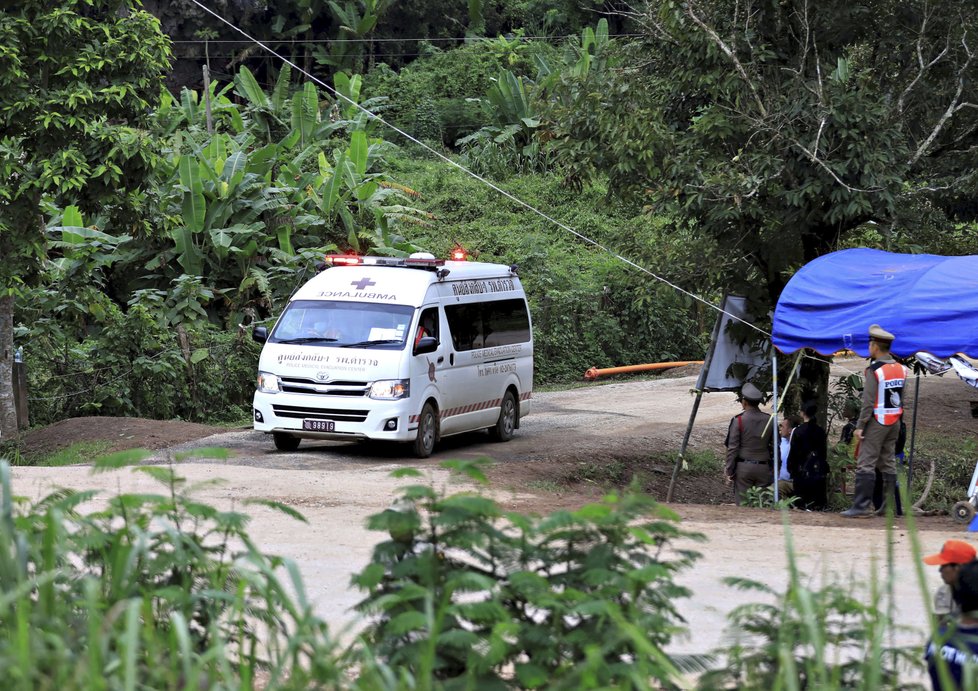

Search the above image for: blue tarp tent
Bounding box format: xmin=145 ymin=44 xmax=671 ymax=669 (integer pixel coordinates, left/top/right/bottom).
xmin=772 ymin=248 xmax=978 ymax=358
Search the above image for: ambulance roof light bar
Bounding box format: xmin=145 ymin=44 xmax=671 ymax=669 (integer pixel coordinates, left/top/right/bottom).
xmin=322 ymin=253 xmax=446 ymax=270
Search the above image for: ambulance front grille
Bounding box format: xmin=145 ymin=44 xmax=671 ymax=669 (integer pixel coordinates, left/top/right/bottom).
xmin=272 ymin=405 xmax=369 ymax=423
xmin=278 ymin=377 xmax=369 ymax=396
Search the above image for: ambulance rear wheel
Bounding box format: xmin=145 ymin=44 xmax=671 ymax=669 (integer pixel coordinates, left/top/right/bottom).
xmin=489 ymin=391 xmax=517 ymax=442
xmin=273 ymin=432 xmax=301 ymax=452
xmin=413 ymin=402 xmax=437 ymax=458
xmin=953 ymin=501 xmax=976 ymax=525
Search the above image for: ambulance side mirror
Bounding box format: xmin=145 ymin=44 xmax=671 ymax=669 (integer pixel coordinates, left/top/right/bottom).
xmin=252 ymin=326 xmax=268 ymax=344
xmin=414 ymin=336 xmax=437 ymax=355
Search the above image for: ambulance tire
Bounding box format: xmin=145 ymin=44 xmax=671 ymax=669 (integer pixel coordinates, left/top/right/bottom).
xmin=413 ymin=402 xmax=437 ymax=458
xmin=489 ymin=390 xmax=517 ymax=442
xmin=273 ymin=432 xmax=301 ymax=452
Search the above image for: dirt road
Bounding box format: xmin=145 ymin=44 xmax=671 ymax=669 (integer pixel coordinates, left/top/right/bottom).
xmin=10 ymin=363 xmax=978 ymax=663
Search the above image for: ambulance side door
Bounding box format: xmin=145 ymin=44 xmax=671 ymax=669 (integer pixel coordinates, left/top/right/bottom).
xmin=410 ymin=305 xmax=451 ymax=430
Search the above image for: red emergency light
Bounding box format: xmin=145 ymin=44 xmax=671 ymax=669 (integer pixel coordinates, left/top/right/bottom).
xmin=449 ymin=245 xmax=468 ymax=261
xmin=324 ymin=254 xmax=361 ymax=266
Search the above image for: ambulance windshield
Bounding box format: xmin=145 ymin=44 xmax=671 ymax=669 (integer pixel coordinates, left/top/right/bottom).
xmin=270 ymin=300 xmax=413 ymax=349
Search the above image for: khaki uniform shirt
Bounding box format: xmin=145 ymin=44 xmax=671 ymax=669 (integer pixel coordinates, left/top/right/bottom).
xmin=725 ymin=406 xmax=774 ymax=477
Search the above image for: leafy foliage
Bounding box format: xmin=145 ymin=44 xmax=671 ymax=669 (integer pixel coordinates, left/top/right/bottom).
xmin=391 ymin=156 xmax=707 ymax=382
xmin=0 ymin=459 xmax=342 ymax=688
xmin=909 ymin=432 xmax=978 ymax=514
xmin=16 ymin=299 xmax=258 ymax=425
xmin=546 ymin=1 xmax=978 ymax=302
xmin=353 ymin=460 xmax=709 ymax=688
xmin=0 ymin=0 xmax=172 ymax=439
xmin=363 ymin=41 xmax=550 ymax=147
xmin=699 ymin=532 xmax=925 ymax=689
xmin=741 ymin=486 xmax=798 ymax=510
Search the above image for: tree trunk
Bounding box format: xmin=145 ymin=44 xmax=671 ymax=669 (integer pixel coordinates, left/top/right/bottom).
xmin=0 ymin=294 xmax=17 ymax=441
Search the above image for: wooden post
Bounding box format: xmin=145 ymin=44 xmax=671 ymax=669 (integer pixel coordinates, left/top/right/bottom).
xmin=13 ymin=355 xmax=28 ymax=430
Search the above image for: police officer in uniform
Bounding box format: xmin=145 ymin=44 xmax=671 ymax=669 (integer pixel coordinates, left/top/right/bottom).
xmin=725 ymin=382 xmax=774 ymax=505
xmin=841 ymin=324 xmax=910 ymax=518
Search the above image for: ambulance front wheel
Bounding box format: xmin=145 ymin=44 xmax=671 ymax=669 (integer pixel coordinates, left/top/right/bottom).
xmin=413 ymin=402 xmax=437 ymax=458
xmin=953 ymin=500 xmax=976 ymax=525
xmin=273 ymin=432 xmax=301 ymax=452
xmin=489 ymin=391 xmax=517 ymax=442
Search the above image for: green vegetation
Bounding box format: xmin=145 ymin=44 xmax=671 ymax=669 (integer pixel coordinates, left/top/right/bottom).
xmin=910 ymin=432 xmax=978 ymax=514
xmin=354 ymin=461 xmax=708 ymax=687
xmin=680 ymin=449 xmax=721 ymax=476
xmin=3 ymin=1 xmax=977 ymax=686
xmin=20 ymin=441 xmax=113 ymax=468
xmin=700 ymin=522 xmax=925 ymax=690
xmin=741 ymin=485 xmax=799 ymax=510
xmin=0 ymin=453 xmax=343 ymax=689
xmin=0 ymin=453 xmax=951 ymax=688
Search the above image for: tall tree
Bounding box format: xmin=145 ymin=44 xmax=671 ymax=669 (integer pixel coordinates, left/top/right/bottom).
xmin=546 ymin=0 xmax=978 ymax=305
xmin=0 ymin=0 xmax=171 ymax=439
xmin=542 ymin=0 xmax=978 ymax=406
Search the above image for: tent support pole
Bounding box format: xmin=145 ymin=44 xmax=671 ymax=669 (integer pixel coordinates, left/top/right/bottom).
xmin=907 ymin=372 xmax=921 ymax=500
xmin=666 ymin=300 xmax=725 ymax=503
xmin=667 ymin=391 xmax=704 ymax=503
xmin=772 ymin=349 xmax=780 ymax=505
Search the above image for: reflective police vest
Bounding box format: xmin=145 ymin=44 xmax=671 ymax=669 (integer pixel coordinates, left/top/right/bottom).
xmin=870 ymin=361 xmax=907 ymax=425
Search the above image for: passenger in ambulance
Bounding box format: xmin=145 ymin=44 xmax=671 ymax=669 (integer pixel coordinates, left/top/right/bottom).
xmin=311 ymin=317 xmax=343 ymax=340
xmin=415 ymin=309 xmax=438 ymax=349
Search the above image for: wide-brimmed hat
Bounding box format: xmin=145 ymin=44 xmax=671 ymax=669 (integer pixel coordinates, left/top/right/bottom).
xmin=923 ymin=539 xmax=977 ymax=566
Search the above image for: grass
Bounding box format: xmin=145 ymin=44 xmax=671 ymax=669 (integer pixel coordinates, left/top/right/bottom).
xmin=526 ymin=478 xmax=563 ymax=493
xmin=27 ymin=440 xmax=114 ymax=467
xmin=682 ymin=449 xmax=722 ymax=475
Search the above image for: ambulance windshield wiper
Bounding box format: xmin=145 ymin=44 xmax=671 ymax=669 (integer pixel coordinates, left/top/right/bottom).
xmin=340 ymin=339 xmax=403 ymax=348
xmin=276 ymin=337 xmax=339 ymax=344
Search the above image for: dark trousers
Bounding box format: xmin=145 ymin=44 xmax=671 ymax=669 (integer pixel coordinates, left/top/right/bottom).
xmin=872 ymin=468 xmax=904 ymax=515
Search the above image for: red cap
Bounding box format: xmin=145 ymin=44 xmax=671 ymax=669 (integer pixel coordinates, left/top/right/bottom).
xmin=923 ymin=540 xmax=977 ymax=566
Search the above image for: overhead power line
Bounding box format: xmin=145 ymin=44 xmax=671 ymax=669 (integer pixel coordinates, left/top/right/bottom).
xmin=183 ymin=0 xmax=770 ymax=338
xmin=172 ymin=33 xmax=643 ymax=44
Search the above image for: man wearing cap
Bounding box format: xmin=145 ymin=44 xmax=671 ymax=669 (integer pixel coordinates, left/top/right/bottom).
xmin=925 ymin=560 xmax=978 ymax=688
xmin=841 ymin=324 xmax=911 ymax=518
xmin=725 ymin=382 xmax=774 ymax=505
xmin=924 ymin=540 xmax=978 ymax=624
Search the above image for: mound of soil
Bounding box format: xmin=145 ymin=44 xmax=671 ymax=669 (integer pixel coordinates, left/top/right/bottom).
xmin=16 ymin=416 xmax=225 ymax=461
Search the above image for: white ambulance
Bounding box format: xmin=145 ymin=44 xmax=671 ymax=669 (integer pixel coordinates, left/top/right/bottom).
xmin=251 ymin=252 xmax=533 ymax=457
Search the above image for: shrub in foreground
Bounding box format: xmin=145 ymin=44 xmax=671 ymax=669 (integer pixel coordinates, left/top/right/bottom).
xmin=352 ymin=461 xmax=709 ymax=688
xmin=0 ymin=451 xmax=341 ymax=689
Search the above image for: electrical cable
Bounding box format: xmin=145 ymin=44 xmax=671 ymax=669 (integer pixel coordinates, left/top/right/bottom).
xmin=184 ymin=0 xmax=770 ymax=337
xmin=171 ymin=33 xmax=644 ymax=44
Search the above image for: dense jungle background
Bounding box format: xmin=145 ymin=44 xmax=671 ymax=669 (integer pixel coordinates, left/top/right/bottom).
xmin=4 ymin=3 xmax=978 ymax=689
xmin=3 ymin=0 xmax=978 ymax=433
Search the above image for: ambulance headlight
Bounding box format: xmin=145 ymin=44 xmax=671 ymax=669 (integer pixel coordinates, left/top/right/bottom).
xmin=369 ymin=379 xmax=410 ymax=400
xmin=257 ymin=371 xmax=281 ymax=393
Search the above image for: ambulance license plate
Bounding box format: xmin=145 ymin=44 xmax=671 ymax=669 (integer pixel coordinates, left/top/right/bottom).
xmin=302 ymin=419 xmax=335 ymax=432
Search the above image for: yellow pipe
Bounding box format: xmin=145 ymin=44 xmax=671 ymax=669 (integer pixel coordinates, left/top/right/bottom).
xmin=583 ymin=361 xmax=704 ymax=381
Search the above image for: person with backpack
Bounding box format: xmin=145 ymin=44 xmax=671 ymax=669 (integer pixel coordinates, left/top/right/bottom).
xmin=787 ymin=400 xmax=829 ymax=510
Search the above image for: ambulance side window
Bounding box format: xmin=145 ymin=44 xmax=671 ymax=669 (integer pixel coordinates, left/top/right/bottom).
xmin=445 ymin=299 xmax=530 ymax=352
xmin=416 ymin=307 xmax=439 ymax=343
xmin=483 ymin=299 xmax=531 ymax=347
xmin=445 ymin=303 xmax=481 ymax=352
